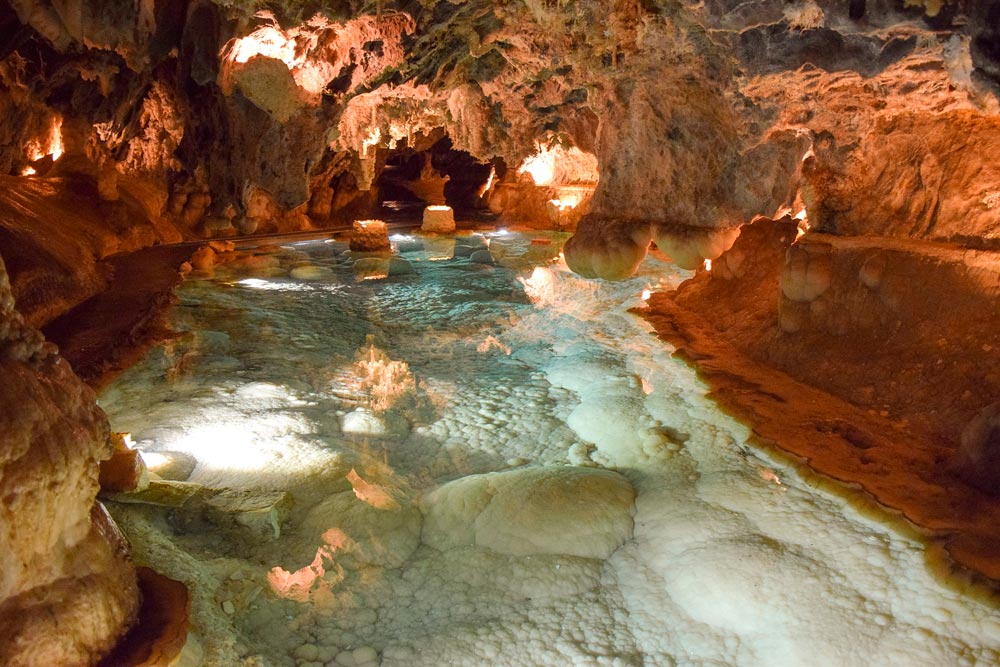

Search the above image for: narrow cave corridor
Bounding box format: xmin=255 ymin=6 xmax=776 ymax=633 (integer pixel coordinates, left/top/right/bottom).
xmin=1 ymin=1 xmax=999 ymax=666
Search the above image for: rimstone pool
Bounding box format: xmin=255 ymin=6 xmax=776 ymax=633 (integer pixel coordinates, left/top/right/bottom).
xmin=99 ymin=231 xmax=1000 ymax=667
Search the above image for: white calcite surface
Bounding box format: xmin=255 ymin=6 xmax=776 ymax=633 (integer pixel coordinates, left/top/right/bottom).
xmin=100 ymin=232 xmax=1000 ymax=667
xmin=421 ymin=466 xmax=635 ymax=559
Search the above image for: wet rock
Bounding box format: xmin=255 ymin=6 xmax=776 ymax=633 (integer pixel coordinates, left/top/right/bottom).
xmin=140 ymin=450 xmax=198 ymax=482
xmin=353 ymin=258 xmax=391 ymax=281
xmin=290 ymin=264 xmax=334 ymax=281
xmin=341 ymin=407 xmax=387 ymax=436
xmin=564 ymin=218 xmax=652 ymax=281
xmin=653 ymin=224 xmax=742 ymax=271
xmin=421 ymin=466 xmax=635 ymax=559
xmin=190 ymin=246 xmax=218 ymax=272
xmin=421 ymin=205 xmax=456 ymax=233
xmin=350 ymin=220 xmax=391 ymax=252
xmin=203 ymin=489 xmax=294 ymax=540
xmin=301 ymin=489 xmax=422 ymax=568
xmin=98 ymin=433 xmax=150 ymax=493
xmin=388 ymin=257 xmax=415 ymax=276
xmin=469 ymin=249 xmax=494 ymax=265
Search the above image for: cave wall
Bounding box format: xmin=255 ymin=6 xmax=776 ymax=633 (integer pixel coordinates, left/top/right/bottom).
xmin=0 ymin=253 xmax=138 ymax=666
xmin=3 ymin=0 xmax=998 ymax=249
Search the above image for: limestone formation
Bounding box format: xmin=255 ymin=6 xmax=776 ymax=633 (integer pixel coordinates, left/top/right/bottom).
xmin=421 ymin=466 xmax=635 ymax=560
xmin=421 ymin=205 xmax=456 ymax=233
xmin=350 ymin=219 xmax=391 ymax=252
xmin=1 ymin=0 xmax=1000 ymax=657
xmin=563 ymin=218 xmax=652 ymax=281
xmin=653 ymin=225 xmax=743 ymax=272
xmin=0 ymin=254 xmax=138 ymax=666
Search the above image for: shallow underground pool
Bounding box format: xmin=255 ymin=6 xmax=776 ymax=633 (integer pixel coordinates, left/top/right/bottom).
xmin=99 ymin=230 xmax=1000 ymax=667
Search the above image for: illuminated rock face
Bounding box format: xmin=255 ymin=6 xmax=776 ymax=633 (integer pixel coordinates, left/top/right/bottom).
xmin=653 ymin=225 xmax=742 ymax=271
xmin=421 ymin=205 xmax=455 ymax=233
xmin=421 ymin=466 xmax=635 ymax=559
xmin=0 ymin=254 xmax=138 ymax=666
xmin=350 ymin=219 xmax=391 ymax=252
xmin=563 ymin=219 xmax=652 ymax=281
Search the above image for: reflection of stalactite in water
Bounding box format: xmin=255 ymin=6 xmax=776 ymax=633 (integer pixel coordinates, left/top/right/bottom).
xmin=163 ymin=338 xmax=195 ymax=381
xmin=353 ymin=335 xmax=415 ymax=412
xmin=267 ymin=528 xmax=349 ymax=604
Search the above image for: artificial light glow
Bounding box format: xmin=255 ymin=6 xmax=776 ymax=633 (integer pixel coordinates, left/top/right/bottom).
xmin=24 ymin=118 xmax=64 ymax=163
xmin=347 ymin=468 xmax=400 ymax=510
xmin=268 ymin=529 xmax=348 ymax=603
xmin=361 ymin=127 xmax=382 ymax=157
xmin=50 ymin=119 xmax=64 ymax=160
xmin=236 ymin=278 xmax=320 ymax=293
xmin=21 ymin=166 xmax=36 ymax=176
xmin=426 ymin=205 xmax=451 ymax=211
xmin=139 ymin=451 xmax=171 ymax=471
xmin=230 ymin=26 xmax=296 ymax=65
xmin=224 ymin=22 xmax=329 ymax=96
xmin=517 ymin=143 xmax=600 ymax=187
xmin=758 ymin=467 xmax=783 ymax=486
xmin=518 ymin=149 xmax=556 ymax=186
xmin=521 ymin=266 xmax=555 ymax=304
xmin=795 ymin=209 xmax=810 ymax=239
xmin=478 ymin=166 xmax=496 ymax=197
xmin=548 ymin=196 xmax=580 ymax=212
xmin=352 ymin=341 xmax=415 ymax=412
xmin=169 ymin=423 xmax=269 ymax=472
xmin=477 ymin=335 xmax=512 ymax=355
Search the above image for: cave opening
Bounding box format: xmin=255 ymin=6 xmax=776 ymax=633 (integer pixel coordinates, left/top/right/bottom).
xmin=375 ymin=136 xmax=496 ymax=224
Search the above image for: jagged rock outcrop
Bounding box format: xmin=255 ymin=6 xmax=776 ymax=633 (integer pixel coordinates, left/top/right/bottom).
xmin=0 ymin=253 xmax=138 ymax=666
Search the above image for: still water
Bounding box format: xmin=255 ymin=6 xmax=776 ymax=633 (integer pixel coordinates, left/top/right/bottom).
xmin=101 ymin=231 xmax=1000 ymax=667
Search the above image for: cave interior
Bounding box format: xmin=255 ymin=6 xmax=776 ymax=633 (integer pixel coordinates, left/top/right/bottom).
xmin=1 ymin=0 xmax=1000 ymax=666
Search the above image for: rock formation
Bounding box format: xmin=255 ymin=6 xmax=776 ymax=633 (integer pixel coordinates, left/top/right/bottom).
xmin=1 ymin=0 xmax=1000 ymax=659
xmin=0 ymin=254 xmax=138 ymax=666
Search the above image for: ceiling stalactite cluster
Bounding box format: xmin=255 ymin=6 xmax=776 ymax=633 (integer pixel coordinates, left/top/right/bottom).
xmin=1 ymin=0 xmax=1000 ymax=665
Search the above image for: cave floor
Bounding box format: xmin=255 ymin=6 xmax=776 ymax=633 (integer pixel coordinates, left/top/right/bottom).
xmin=99 ymin=231 xmax=1000 ymax=667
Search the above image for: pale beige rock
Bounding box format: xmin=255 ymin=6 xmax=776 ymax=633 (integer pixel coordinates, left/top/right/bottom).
xmin=421 ymin=205 xmax=456 ymax=233
xmin=564 ymin=219 xmax=652 ymax=281
xmin=0 ymin=255 xmax=138 ymax=666
xmin=230 ymin=55 xmax=312 ymax=123
xmin=421 ymin=466 xmax=635 ymax=560
xmin=781 ymin=242 xmax=833 ymax=302
xmin=653 ymin=225 xmax=742 ymax=271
